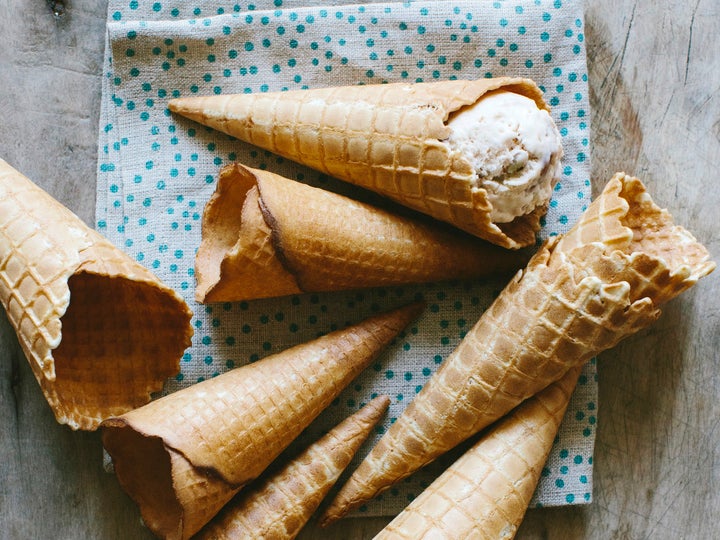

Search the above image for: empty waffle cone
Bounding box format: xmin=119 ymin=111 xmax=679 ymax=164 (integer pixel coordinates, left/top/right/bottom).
xmin=320 ymin=173 xmax=715 ymax=522
xmin=197 ymin=395 xmax=391 ymax=540
xmin=0 ymin=159 xmax=193 ymax=430
xmin=169 ymin=78 xmax=562 ymax=248
xmin=373 ymin=367 xmax=581 ymax=540
xmin=101 ymin=302 xmax=422 ymax=540
xmin=196 ymin=163 xmax=528 ymax=303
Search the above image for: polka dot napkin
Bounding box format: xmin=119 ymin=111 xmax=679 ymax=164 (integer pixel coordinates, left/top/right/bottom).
xmin=97 ymin=0 xmax=595 ymax=515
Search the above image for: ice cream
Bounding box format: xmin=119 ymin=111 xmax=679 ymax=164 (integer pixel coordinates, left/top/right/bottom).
xmin=168 ymin=78 xmax=561 ymax=248
xmin=446 ymin=90 xmax=563 ymax=223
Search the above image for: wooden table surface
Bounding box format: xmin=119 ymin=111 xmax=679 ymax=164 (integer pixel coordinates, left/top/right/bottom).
xmin=1 ymin=1 xmax=718 ymax=538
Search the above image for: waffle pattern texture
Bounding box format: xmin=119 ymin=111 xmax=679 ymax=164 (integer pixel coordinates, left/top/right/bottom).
xmin=375 ymin=367 xmax=581 ymax=540
xmin=101 ymin=304 xmax=419 ymax=539
xmin=198 ymin=396 xmax=390 ymax=539
xmin=168 ymin=78 xmax=550 ymax=247
xmin=98 ymin=0 xmax=595 ymax=514
xmin=320 ymin=173 xmax=715 ymax=521
xmin=0 ymin=159 xmax=192 ymax=430
xmin=195 ymin=164 xmax=526 ymax=302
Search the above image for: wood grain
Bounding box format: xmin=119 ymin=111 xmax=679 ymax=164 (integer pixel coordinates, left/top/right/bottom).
xmin=1 ymin=0 xmax=718 ymax=538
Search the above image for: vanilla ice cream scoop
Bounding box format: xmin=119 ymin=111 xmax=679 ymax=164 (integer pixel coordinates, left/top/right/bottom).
xmin=446 ymin=90 xmax=563 ymax=223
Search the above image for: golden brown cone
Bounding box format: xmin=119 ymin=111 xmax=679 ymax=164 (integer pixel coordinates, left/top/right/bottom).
xmin=197 ymin=395 xmax=391 ymax=540
xmin=372 ymin=367 xmax=581 ymax=540
xmin=195 ymin=163 xmax=528 ymax=303
xmin=101 ymin=302 xmax=422 ymax=540
xmin=0 ymin=159 xmax=193 ymax=430
xmin=320 ymin=173 xmax=715 ymax=522
xmin=169 ymin=78 xmax=553 ymax=248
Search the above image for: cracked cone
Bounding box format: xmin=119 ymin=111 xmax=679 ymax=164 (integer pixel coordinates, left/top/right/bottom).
xmin=169 ymin=78 xmax=559 ymax=248
xmin=320 ymin=173 xmax=715 ymax=522
xmin=101 ymin=302 xmax=422 ymax=540
xmin=198 ymin=395 xmax=391 ymax=540
xmin=0 ymin=159 xmax=193 ymax=430
xmin=195 ymin=163 xmax=528 ymax=303
xmin=374 ymin=367 xmax=581 ymax=540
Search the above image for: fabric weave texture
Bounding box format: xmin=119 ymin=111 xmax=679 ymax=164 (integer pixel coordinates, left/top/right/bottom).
xmin=97 ymin=0 xmax=595 ymax=516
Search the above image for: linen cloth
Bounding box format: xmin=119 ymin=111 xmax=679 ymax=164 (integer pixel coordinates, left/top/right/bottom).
xmin=97 ymin=0 xmax=595 ymax=515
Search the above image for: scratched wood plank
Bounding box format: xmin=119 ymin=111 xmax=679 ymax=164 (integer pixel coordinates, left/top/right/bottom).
xmin=574 ymin=1 xmax=720 ymax=539
xmin=0 ymin=2 xmax=154 ymax=539
xmin=1 ymin=0 xmax=718 ymax=539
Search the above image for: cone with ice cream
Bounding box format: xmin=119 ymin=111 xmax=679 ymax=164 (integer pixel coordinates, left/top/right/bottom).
xmin=195 ymin=163 xmax=528 ymax=303
xmin=101 ymin=302 xmax=422 ymax=540
xmin=0 ymin=159 xmax=193 ymax=431
xmin=373 ymin=366 xmax=581 ymax=540
xmin=197 ymin=395 xmax=391 ymax=540
xmin=169 ymin=78 xmax=563 ymax=248
xmin=319 ymin=173 xmax=715 ymax=523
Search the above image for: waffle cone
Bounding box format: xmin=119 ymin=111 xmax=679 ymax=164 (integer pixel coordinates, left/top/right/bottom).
xmin=0 ymin=159 xmax=193 ymax=430
xmin=169 ymin=78 xmax=553 ymax=248
xmin=320 ymin=173 xmax=715 ymax=521
xmin=198 ymin=395 xmax=390 ymax=540
xmin=374 ymin=366 xmax=581 ymax=540
xmin=101 ymin=302 xmax=422 ymax=540
xmin=196 ymin=164 xmax=527 ymax=303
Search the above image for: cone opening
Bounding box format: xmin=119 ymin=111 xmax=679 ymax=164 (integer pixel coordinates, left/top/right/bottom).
xmin=52 ymin=271 xmax=190 ymax=428
xmin=196 ymin=164 xmax=301 ymax=302
xmin=617 ymin=175 xmax=714 ymax=277
xmin=102 ymin=423 xmax=183 ymax=538
xmin=554 ymin=174 xmax=714 ymax=307
xmin=195 ymin=165 xmax=256 ymax=301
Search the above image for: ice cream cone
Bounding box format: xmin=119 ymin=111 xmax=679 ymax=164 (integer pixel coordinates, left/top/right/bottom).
xmin=196 ymin=163 xmax=528 ymax=303
xmin=0 ymin=159 xmax=193 ymax=430
xmin=373 ymin=367 xmax=581 ymax=540
xmin=320 ymin=173 xmax=715 ymax=522
xmin=101 ymin=302 xmax=422 ymax=540
xmin=169 ymin=78 xmax=560 ymax=248
xmin=197 ymin=395 xmax=391 ymax=540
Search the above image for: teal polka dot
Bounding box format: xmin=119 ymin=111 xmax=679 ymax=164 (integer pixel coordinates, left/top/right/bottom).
xmin=101 ymin=0 xmax=594 ymax=511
